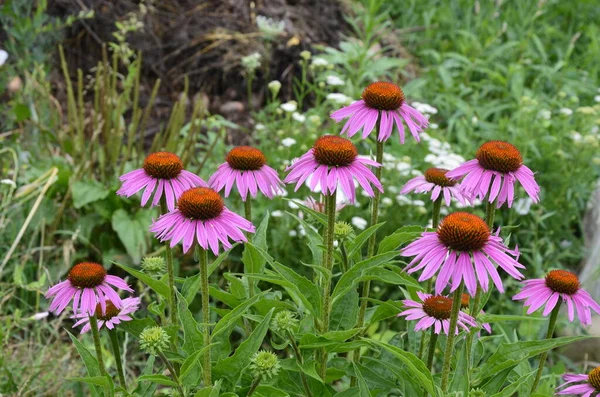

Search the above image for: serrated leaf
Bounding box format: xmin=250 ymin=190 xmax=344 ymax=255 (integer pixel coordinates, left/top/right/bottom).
xmin=352 ymin=363 xmax=373 ymax=397
xmin=138 ymin=374 xmax=178 ymax=387
xmin=71 ymin=179 xmax=110 ymax=209
xmin=346 ymin=222 xmax=384 ymax=259
xmin=177 ymin=291 xmax=204 ymax=355
xmin=330 ymin=290 xmax=359 ymax=331
xmin=113 ymin=261 xmax=169 ymax=299
xmin=377 ymin=226 xmax=422 ymax=254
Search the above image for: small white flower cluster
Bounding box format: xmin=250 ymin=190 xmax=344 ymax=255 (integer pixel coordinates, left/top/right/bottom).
xmin=241 ymin=52 xmax=261 ymax=73
xmin=411 ymin=102 xmax=438 ymax=118
xmin=326 ymin=75 xmax=345 ymax=86
xmin=420 ymin=132 xmax=466 ymax=170
xmin=256 ymin=15 xmax=285 ymax=37
xmin=326 ymin=93 xmax=352 ymax=105
xmin=280 ymin=101 xmax=298 ymax=113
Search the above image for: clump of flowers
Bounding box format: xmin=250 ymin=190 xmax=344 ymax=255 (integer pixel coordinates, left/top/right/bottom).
xmin=249 ymin=350 xmax=281 ymax=380
xmin=401 ymin=167 xmax=471 ymax=206
xmin=139 ymin=326 xmax=170 ymax=355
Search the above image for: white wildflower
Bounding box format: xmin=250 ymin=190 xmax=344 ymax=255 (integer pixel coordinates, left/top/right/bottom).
xmin=0 ymin=49 xmax=8 ymax=66
xmin=280 ymin=101 xmax=298 ymax=113
xmin=351 ymin=217 xmax=368 ymax=230
xmin=514 ymin=197 xmax=533 ymax=215
xmin=326 ymin=93 xmax=351 ymax=104
xmin=281 ymin=138 xmax=297 ymax=147
xmin=292 ymin=112 xmax=306 ymax=123
xmin=326 ymin=75 xmax=345 ymax=86
xmin=559 ymin=108 xmax=573 ymax=116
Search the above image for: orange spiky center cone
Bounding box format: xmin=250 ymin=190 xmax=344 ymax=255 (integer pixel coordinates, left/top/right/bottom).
xmin=475 ymin=141 xmax=523 ymax=173
xmin=226 ymin=146 xmax=266 ymax=171
xmin=545 ymin=270 xmax=580 ymax=295
xmin=437 ymin=212 xmax=490 ymax=251
xmin=143 ymin=152 xmax=184 ymax=179
xmin=313 ymin=135 xmax=358 ymax=167
xmin=177 ymin=187 xmax=224 ymax=220
xmin=68 ymin=262 xmax=107 ymax=288
xmin=361 ymin=82 xmax=405 ymax=110
xmin=423 ymin=296 xmax=453 ymax=320
xmin=588 ymin=367 xmax=600 ymax=390
xmin=95 ymin=301 xmax=120 ymax=320
xmin=424 ymin=168 xmax=457 ymax=187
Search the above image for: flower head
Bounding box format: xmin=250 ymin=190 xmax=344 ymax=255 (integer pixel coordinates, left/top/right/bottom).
xmin=283 ymin=135 xmax=383 ymax=203
xmin=330 ymin=81 xmax=429 ymax=143
xmin=401 ymin=212 xmax=524 ymax=296
xmin=398 ymin=292 xmax=476 ymax=335
xmin=117 ymin=151 xmax=207 ymax=211
xmin=513 ymin=270 xmax=600 ymax=326
xmin=271 ymin=310 xmax=299 ymax=334
xmin=140 ymin=326 xmax=170 ymax=355
xmin=141 ymin=256 xmax=166 ymax=274
xmin=72 ymin=297 xmax=140 ymax=333
xmin=45 ymin=262 xmax=133 ymax=315
xmin=150 ymin=187 xmax=255 ymax=255
xmin=446 ymin=141 xmax=540 ymax=208
xmin=249 ymin=350 xmax=281 ymax=380
xmin=334 ymin=221 xmax=355 ymax=240
xmin=401 ymin=167 xmax=471 ymax=206
xmin=460 ymin=293 xmax=491 ymax=334
xmin=556 ymin=368 xmax=600 ymax=396
xmin=208 ymin=146 xmax=284 ymax=201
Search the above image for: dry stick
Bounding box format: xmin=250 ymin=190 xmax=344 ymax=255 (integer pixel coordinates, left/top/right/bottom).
xmin=351 ymin=135 xmax=384 ymax=385
xmin=319 ymin=191 xmax=337 ymax=380
xmin=440 ymin=283 xmax=465 ymax=392
xmin=530 ymin=303 xmax=561 ymax=393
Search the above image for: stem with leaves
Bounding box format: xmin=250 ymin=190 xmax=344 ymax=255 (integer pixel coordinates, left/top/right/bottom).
xmin=244 ymin=199 xmax=255 ymax=298
xmin=108 ymin=330 xmax=126 ymax=388
xmin=440 ymin=283 xmax=465 ymax=392
xmin=157 ymin=351 xmax=184 ymax=397
xmin=160 ymin=198 xmax=178 ymax=328
xmin=530 ymin=303 xmax=561 ymax=393
xmin=319 ymin=190 xmax=337 ymax=379
xmin=89 ymin=315 xmax=107 ymax=376
xmin=288 ymin=331 xmax=313 ymax=397
xmin=196 ymin=245 xmax=212 ymax=386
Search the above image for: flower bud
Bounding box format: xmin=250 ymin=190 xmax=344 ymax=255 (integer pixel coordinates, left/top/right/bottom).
xmin=334 ymin=221 xmax=354 ymax=240
xmin=268 ymin=80 xmax=281 ymax=97
xmin=139 ymin=326 xmax=170 ymax=355
xmin=141 ymin=256 xmax=165 ymax=274
xmin=299 ymin=50 xmax=311 ymax=61
xmin=249 ymin=350 xmax=281 ymax=380
xmin=271 ymin=310 xmax=299 ymax=334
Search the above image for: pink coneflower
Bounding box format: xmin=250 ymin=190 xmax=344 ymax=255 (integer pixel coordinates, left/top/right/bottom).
xmin=208 ymin=146 xmax=284 ymax=201
xmin=401 ymin=168 xmax=470 ymax=206
xmin=398 ymin=292 xmax=476 ymax=335
xmin=513 ymin=270 xmax=600 ymax=326
xmin=460 ymin=293 xmax=491 ymax=333
xmin=446 ymin=141 xmax=540 ymax=208
xmin=401 ymin=212 xmax=524 ymax=297
xmin=117 ymin=152 xmax=207 ymax=211
xmin=330 ymin=82 xmax=429 ymax=143
xmin=45 ymin=262 xmax=133 ymax=315
xmin=283 ymin=135 xmax=383 ymax=203
xmin=556 ymin=368 xmax=600 ymax=396
xmin=72 ymin=297 xmax=140 ymax=333
xmin=150 ymin=187 xmax=255 ymax=255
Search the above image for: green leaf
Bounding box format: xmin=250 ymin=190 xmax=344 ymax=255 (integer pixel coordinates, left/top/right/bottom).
xmin=490 ymin=370 xmax=536 ymax=397
xmin=111 ymin=209 xmax=151 ymax=263
xmin=449 ymin=342 xmax=469 ymax=395
xmin=113 ymin=261 xmax=169 ymax=299
xmin=192 ymin=379 xmax=222 ymax=397
xmin=366 ymin=339 xmax=436 ymax=396
xmin=287 ymin=199 xmax=327 ymax=225
xmin=68 ymin=376 xmax=112 ymax=388
xmin=357 ymin=267 xmax=422 ymax=290
xmin=119 ymin=317 xmax=157 ymax=338
xmin=177 ymin=291 xmax=204 ymax=355
xmin=286 ymin=211 xmax=323 ymax=266
xmin=352 ymin=363 xmax=373 ymax=397
xmin=479 ymin=314 xmax=547 ymax=323
xmin=208 ymin=245 xmax=236 ymax=277
xmin=331 ymin=251 xmax=399 ymax=304
xmin=346 ymin=222 xmax=385 ymax=259
xmin=330 ymin=289 xmax=359 ymax=331
xmin=213 ymin=309 xmax=275 ymax=387
xmin=299 ymin=329 xmax=362 ymax=350
xmin=71 ymin=179 xmax=110 ymax=209
xmin=67 ymin=331 xmax=100 ymax=377
xmin=377 ymin=226 xmax=422 ymax=254
xmin=138 ymin=374 xmax=178 ymax=387
xmin=212 ymin=291 xmax=268 ymax=338
xmin=13 ymin=103 xmax=32 ymax=122
xmin=242 ymin=243 xmax=265 ymax=275
xmin=180 ymin=345 xmax=216 ymax=388
xmin=474 ymin=336 xmax=593 ymax=385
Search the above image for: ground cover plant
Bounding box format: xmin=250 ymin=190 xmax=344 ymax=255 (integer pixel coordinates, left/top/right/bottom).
xmin=2 ymin=0 xmax=600 ymax=396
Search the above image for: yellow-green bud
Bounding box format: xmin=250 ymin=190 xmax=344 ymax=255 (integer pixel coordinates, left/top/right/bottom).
xmin=271 ymin=310 xmax=298 ymax=334
xmin=249 ymin=350 xmax=281 ymax=380
xmin=299 ymin=50 xmax=311 ymax=61
xmin=141 ymin=256 xmax=165 ymax=274
xmin=268 ymin=80 xmax=281 ymax=97
xmin=334 ymin=221 xmax=354 ymax=240
xmin=139 ymin=326 xmax=170 ymax=355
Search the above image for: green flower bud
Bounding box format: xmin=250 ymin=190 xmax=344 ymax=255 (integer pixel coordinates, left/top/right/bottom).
xmin=271 ymin=310 xmax=299 ymax=334
xmin=139 ymin=326 xmax=170 ymax=355
xmin=299 ymin=50 xmax=311 ymax=61
xmin=141 ymin=256 xmax=165 ymax=274
xmin=268 ymin=80 xmax=281 ymax=97
xmin=469 ymin=388 xmax=486 ymax=397
xmin=334 ymin=221 xmax=354 ymax=240
xmin=249 ymin=350 xmax=281 ymax=380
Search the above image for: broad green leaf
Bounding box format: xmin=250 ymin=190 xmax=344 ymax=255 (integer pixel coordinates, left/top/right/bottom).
xmin=119 ymin=317 xmax=157 ymax=338
xmin=177 ymin=291 xmax=204 ymax=355
xmin=287 ymin=199 xmax=327 ymax=226
xmin=113 ymin=261 xmax=170 ymax=299
xmin=377 ymin=226 xmax=422 ymax=254
xmin=449 ymin=342 xmax=469 ymax=395
xmin=111 ymin=209 xmax=151 ymax=263
xmin=479 ymin=314 xmax=546 ymax=323
xmin=357 ymin=267 xmax=422 ymax=290
xmin=212 ymin=291 xmax=268 ymax=338
xmin=244 ymin=272 xmax=314 ymax=314
xmin=208 ymin=245 xmax=236 ymax=276
xmin=330 ymin=290 xmax=359 ymax=331
xmin=364 ymin=299 xmax=403 ymax=326
xmin=299 ymin=329 xmax=361 ymax=349
xmin=192 ymin=379 xmax=222 ymax=396
xmin=474 ymin=336 xmax=593 ymax=385
xmin=68 ymin=376 xmax=112 ymax=388
xmin=138 ymin=374 xmax=178 ymax=387
xmin=213 ymin=309 xmax=274 ymax=387
xmin=366 ymin=339 xmax=436 ymax=396
xmin=286 ymin=211 xmax=323 ymax=266
xmin=242 ymin=243 xmax=265 ymax=275
xmin=180 ymin=344 xmax=216 ymax=388
xmin=253 ymin=385 xmax=290 ymax=397
xmin=490 ymin=370 xmax=536 ymax=397
xmin=346 ymin=222 xmax=385 ymax=259
xmin=331 ymin=251 xmax=399 ymax=304
xmin=71 ymin=179 xmax=109 ymax=209
xmin=68 ymin=331 xmax=100 ymax=377
xmin=352 ymin=363 xmax=373 ymax=397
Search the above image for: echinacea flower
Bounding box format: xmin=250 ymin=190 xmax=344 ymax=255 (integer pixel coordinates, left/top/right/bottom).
xmin=45 ymin=262 xmax=133 ymax=315
xmin=556 ymin=368 xmax=600 ymax=396
xmin=150 ymin=187 xmax=255 ymax=255
xmin=401 ymin=167 xmax=471 ymax=206
xmin=401 ymin=212 xmax=524 ymax=297
xmin=460 ymin=293 xmax=491 ymax=334
xmin=446 ymin=141 xmax=540 ymax=208
xmin=72 ymin=297 xmax=140 ymax=333
xmin=283 ymin=135 xmax=383 ymax=203
xmin=117 ymin=152 xmax=207 ymax=211
xmin=398 ymin=292 xmax=477 ymax=335
xmin=513 ymin=270 xmax=600 ymax=326
xmin=208 ymin=146 xmax=284 ymax=201
xmin=330 ymin=81 xmax=429 ymax=143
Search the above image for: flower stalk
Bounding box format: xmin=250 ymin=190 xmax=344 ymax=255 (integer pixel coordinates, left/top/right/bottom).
xmin=89 ymin=315 xmax=107 ymax=376
xmin=440 ymin=283 xmax=465 ymax=392
xmin=197 ymin=245 xmax=212 ymax=386
xmin=108 ymin=329 xmax=126 ymax=388
xmin=244 ymin=198 xmax=255 ymax=299
xmin=319 ymin=190 xmax=337 ymax=379
xmin=160 ymin=197 xmax=178 ymax=328
xmin=157 ymin=351 xmax=184 ymax=397
xmin=425 ymin=326 xmax=439 ymax=371
xmin=287 ymin=331 xmax=313 ymax=397
xmin=531 ymin=303 xmax=561 ymax=393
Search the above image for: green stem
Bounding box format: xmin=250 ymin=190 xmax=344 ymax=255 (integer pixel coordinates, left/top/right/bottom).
xmin=108 ymin=330 xmax=126 ymax=388
xmin=244 ymin=199 xmax=255 ymax=298
xmin=288 ymin=331 xmax=313 ymax=397
xmin=157 ymin=351 xmax=184 ymax=397
xmin=247 ymin=377 xmax=261 ymax=396
xmin=440 ymin=283 xmax=465 ymax=392
xmin=160 ymin=198 xmax=178 ymax=327
xmin=426 ymin=327 xmax=439 ymax=371
xmin=319 ymin=191 xmax=337 ymax=380
xmin=340 ymin=241 xmax=349 ymax=273
xmin=530 ymin=303 xmax=561 ymax=394
xmin=485 ymin=197 xmax=497 ymax=227
xmin=351 ymin=137 xmax=383 ymax=386
xmin=89 ymin=315 xmax=107 ymax=376
xmin=432 ymin=196 xmax=443 ymax=229
xmin=198 ymin=246 xmax=212 ymax=386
